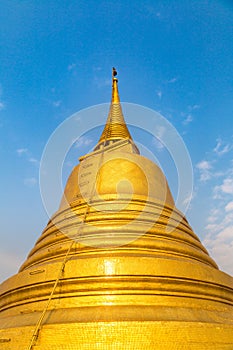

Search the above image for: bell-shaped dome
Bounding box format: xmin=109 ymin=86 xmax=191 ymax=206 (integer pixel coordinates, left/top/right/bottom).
xmin=0 ymin=69 xmax=233 ymax=349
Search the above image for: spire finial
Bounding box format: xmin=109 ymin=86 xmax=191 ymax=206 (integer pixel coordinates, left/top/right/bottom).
xmin=112 ymin=67 xmax=120 ymax=103
xmin=112 ymin=67 xmax=117 ymax=78
xmin=94 ymin=67 xmax=138 ymax=150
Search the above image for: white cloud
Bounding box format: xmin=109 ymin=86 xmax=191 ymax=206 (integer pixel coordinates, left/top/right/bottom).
xmin=93 ymin=66 xmax=102 ymax=72
xmin=0 ymin=84 xmax=5 ymax=111
xmin=196 ymin=160 xmax=212 ymax=171
xmin=216 ymin=225 xmax=233 ymax=241
xmin=167 ymin=77 xmax=177 ymax=83
xmin=205 ymin=209 xmax=233 ymax=234
xmin=52 ymin=100 xmax=62 ymax=108
xmin=152 ymin=126 xmax=165 ymax=150
xmin=204 ymin=211 xmax=233 ymax=275
xmin=75 ymin=136 xmax=93 ymax=149
xmin=24 ymin=177 xmax=37 ymax=187
xmin=94 ymin=77 xmax=111 ymax=89
xmin=156 ymin=90 xmax=162 ymax=99
xmin=143 ymin=5 xmax=162 ymax=18
xmin=205 ymin=223 xmax=220 ymax=232
xmin=214 ymin=178 xmax=233 ymax=195
xmin=202 ymin=156 xmax=233 ymax=275
xmin=0 ymin=101 xmax=5 ymax=110
xmin=206 ymin=208 xmax=221 ymax=223
xmin=29 ymin=157 xmax=40 ymax=166
xmin=203 ymin=221 xmax=233 ymax=275
xmin=16 ymin=148 xmax=28 ymax=156
xmin=214 ymin=138 xmax=232 ymax=156
xmin=188 ymin=104 xmax=200 ymax=111
xmin=156 ymin=125 xmax=165 ymax=139
xmin=182 ymin=190 xmax=196 ymax=208
xmin=68 ymin=63 xmax=76 ymax=71
xmin=182 ymin=114 xmax=193 ymax=125
xmin=152 ymin=138 xmax=164 ymax=150
xmin=225 ymin=201 xmax=233 ymax=212
xmin=16 ymin=149 xmax=39 ymax=167
xmin=196 ymin=160 xmax=212 ymax=182
xmin=206 ymin=238 xmax=233 ymax=276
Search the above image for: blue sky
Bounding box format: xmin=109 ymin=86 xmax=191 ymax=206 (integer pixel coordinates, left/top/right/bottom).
xmin=0 ymin=0 xmax=233 ymax=282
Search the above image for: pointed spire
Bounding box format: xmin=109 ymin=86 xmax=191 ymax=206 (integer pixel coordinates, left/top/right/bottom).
xmin=95 ymin=68 xmax=133 ymax=148
xmin=112 ymin=67 xmax=120 ymax=103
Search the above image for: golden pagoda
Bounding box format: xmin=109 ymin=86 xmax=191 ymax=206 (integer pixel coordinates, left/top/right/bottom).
xmin=1 ymin=69 xmax=233 ymax=350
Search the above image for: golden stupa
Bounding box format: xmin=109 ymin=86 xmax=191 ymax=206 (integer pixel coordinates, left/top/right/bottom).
xmin=1 ymin=69 xmax=233 ymax=350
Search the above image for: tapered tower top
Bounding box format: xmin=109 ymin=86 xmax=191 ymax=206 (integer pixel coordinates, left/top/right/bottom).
xmin=111 ymin=67 xmax=120 ymax=103
xmin=95 ymin=68 xmax=133 ymax=149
